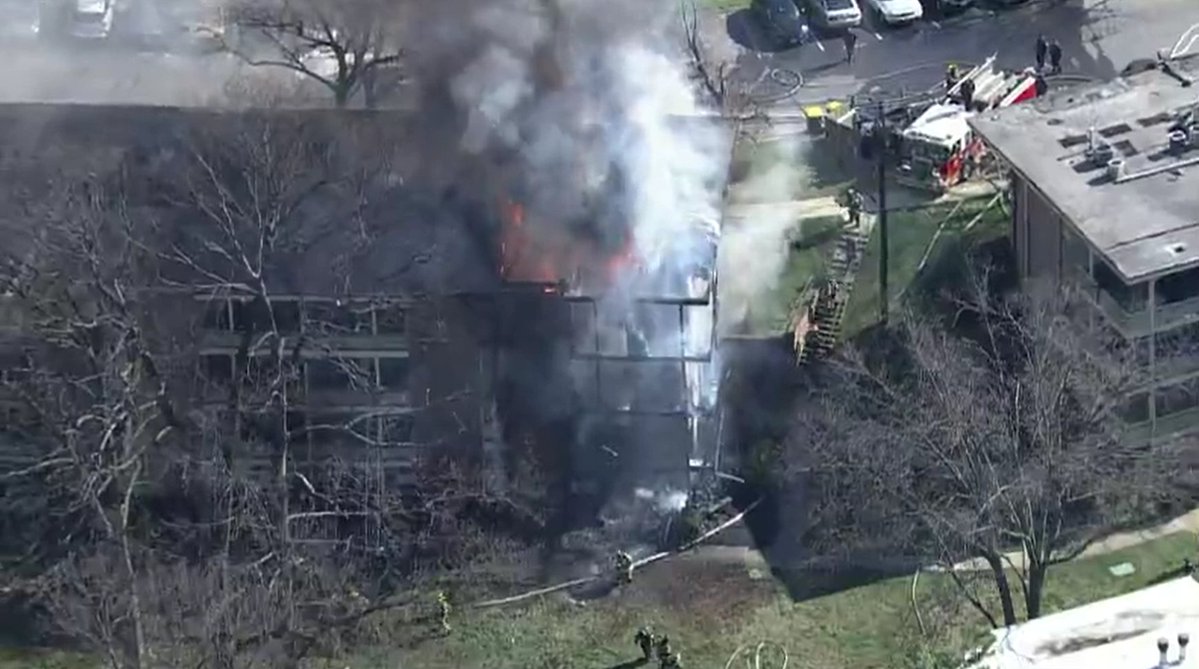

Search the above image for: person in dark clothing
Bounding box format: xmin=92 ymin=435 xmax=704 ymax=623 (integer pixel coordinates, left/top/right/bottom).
xmin=1048 ymin=39 xmax=1063 ymax=74
xmin=959 ymin=77 xmax=976 ymax=111
xmin=634 ymin=628 xmax=655 ymax=661
xmin=945 ymin=63 xmax=959 ymax=91
xmin=1035 ymin=34 xmax=1048 ymax=71
xmin=1034 ymin=73 xmax=1049 ymax=96
xmin=843 ymin=31 xmax=858 ymax=64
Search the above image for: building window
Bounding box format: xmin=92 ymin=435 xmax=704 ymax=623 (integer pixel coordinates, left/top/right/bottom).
xmin=378 ymin=357 xmax=409 ymax=390
xmin=1092 ymin=261 xmax=1146 ymax=313
xmin=201 ymin=354 xmax=234 ymax=382
xmin=270 ymin=300 xmax=302 ymax=333
xmin=306 ymin=302 xmax=374 ymax=335
xmin=1156 ymin=377 xmax=1199 ymax=418
xmin=202 ymin=299 xmax=231 ymax=330
xmin=1121 ymin=392 xmax=1150 ymax=424
xmin=1156 ymin=267 xmax=1199 ymax=306
xmin=379 ymin=414 xmax=415 ymax=444
xmin=307 ymin=358 xmax=374 ymax=391
xmin=375 ymin=307 xmax=407 ymax=335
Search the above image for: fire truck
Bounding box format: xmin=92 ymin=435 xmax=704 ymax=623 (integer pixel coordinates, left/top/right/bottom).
xmin=896 ymin=56 xmax=1042 ymax=192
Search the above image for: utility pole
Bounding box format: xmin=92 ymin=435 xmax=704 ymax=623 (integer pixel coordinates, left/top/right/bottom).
xmin=876 ymin=100 xmax=889 ymax=325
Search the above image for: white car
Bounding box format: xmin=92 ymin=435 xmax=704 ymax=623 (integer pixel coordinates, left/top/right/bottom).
xmin=804 ymin=0 xmax=863 ymax=30
xmin=69 ymin=0 xmax=114 ymax=39
xmin=865 ymin=0 xmax=923 ymax=25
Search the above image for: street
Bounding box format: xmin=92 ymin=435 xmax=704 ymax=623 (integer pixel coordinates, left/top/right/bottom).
xmin=722 ymin=0 xmax=1199 ymax=104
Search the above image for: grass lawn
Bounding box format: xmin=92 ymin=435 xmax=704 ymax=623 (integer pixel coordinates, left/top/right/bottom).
xmin=699 ymin=0 xmax=750 ymax=12
xmin=4 ymin=532 xmax=1194 ymax=669
xmin=378 ymin=532 xmax=1196 ymax=669
xmin=841 ymin=193 xmax=1008 ymax=338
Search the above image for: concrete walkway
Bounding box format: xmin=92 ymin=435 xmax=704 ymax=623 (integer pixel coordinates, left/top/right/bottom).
xmin=949 ymin=508 xmax=1199 ymax=572
xmin=682 ymin=507 xmax=1199 ymax=580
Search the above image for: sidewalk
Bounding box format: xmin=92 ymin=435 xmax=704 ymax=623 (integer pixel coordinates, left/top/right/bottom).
xmin=951 ymin=507 xmax=1199 ymax=572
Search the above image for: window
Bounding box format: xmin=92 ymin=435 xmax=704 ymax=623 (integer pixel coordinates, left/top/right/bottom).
xmin=201 ymin=354 xmax=234 ymax=382
xmin=1156 ymin=267 xmax=1199 ymax=305
xmin=375 ymin=307 xmax=407 ymax=335
xmin=378 ymin=357 xmax=409 ymax=390
xmin=270 ymin=300 xmax=302 ymax=333
xmin=306 ymin=301 xmax=374 ymax=335
xmin=379 ymin=415 xmax=415 ymax=445
xmin=307 ymin=358 xmax=374 ymax=391
xmin=202 ymin=299 xmax=231 ymax=330
xmin=1156 ymin=378 xmax=1199 ymax=418
xmin=1121 ymin=392 xmax=1150 ymax=424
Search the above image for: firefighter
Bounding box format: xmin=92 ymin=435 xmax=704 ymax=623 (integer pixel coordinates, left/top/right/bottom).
xmin=614 ymin=550 xmax=634 ymax=584
xmin=655 ymin=635 xmax=673 ymax=664
xmin=634 ymin=627 xmax=655 ymax=660
xmin=842 ymin=187 xmax=863 ymax=227
xmin=661 ymin=650 xmax=683 ymax=668
xmin=843 ymin=30 xmax=858 ymax=64
xmin=945 ymin=63 xmax=959 ymax=91
xmin=1035 ymin=34 xmax=1048 ymax=71
xmin=959 ymin=76 xmax=976 ymax=111
xmin=1048 ymin=39 xmax=1063 ymax=75
xmin=436 ymin=590 xmax=452 ymax=634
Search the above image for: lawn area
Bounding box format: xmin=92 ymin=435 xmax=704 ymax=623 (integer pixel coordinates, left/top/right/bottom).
xmin=4 ymin=532 xmax=1194 ymax=669
xmin=699 ymin=0 xmax=749 ymax=12
xmin=841 ymin=192 xmax=1008 ymax=338
xmin=380 ymin=532 xmax=1196 ymax=669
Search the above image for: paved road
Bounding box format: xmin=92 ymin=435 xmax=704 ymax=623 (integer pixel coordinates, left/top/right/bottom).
xmin=724 ymin=0 xmax=1199 ymax=104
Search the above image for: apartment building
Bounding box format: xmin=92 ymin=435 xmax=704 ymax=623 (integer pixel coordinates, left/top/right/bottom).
xmin=0 ymin=102 xmax=729 ymax=539
xmin=969 ymin=57 xmax=1199 ymax=442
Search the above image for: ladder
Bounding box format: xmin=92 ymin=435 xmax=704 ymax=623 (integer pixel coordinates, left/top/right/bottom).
xmin=797 ymin=223 xmax=870 ymax=365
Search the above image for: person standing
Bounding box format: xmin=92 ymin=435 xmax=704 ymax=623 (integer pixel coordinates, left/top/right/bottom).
xmin=945 ymin=63 xmax=959 ymax=91
xmin=1035 ymin=34 xmax=1048 ymax=71
xmin=635 ymin=627 xmax=655 ymax=661
xmin=436 ymin=591 xmax=452 ymax=635
xmin=1048 ymin=39 xmax=1063 ymax=74
xmin=614 ymin=550 xmax=634 ymax=585
xmin=843 ymin=30 xmax=858 ymax=64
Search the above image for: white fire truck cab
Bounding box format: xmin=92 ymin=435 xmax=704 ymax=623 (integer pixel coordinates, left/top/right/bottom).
xmin=897 ymin=56 xmax=1041 ymax=191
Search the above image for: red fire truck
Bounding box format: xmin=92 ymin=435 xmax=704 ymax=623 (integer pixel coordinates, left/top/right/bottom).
xmin=896 ymin=56 xmax=1041 ymax=191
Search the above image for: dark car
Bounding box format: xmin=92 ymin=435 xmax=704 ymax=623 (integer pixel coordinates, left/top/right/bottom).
xmin=751 ymin=0 xmax=809 ymax=47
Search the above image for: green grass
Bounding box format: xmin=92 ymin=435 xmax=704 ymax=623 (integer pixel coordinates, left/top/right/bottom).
xmin=729 ymin=137 xmax=853 ymax=204
xmin=5 ymin=532 xmax=1195 ymax=669
xmin=379 ymin=532 xmax=1196 ymax=669
xmin=842 ymin=194 xmax=1008 ymax=338
xmin=699 ymin=0 xmax=750 ymax=12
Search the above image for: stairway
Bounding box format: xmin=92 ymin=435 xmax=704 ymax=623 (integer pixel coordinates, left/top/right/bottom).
xmin=797 ymin=220 xmax=871 ymax=366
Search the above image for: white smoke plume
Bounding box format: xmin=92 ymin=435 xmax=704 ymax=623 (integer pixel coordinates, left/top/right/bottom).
xmin=405 ymin=0 xmax=729 ymax=298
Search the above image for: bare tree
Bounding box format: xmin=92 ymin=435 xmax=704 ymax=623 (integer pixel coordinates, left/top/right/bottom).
xmin=790 ymin=277 xmax=1183 ymax=627
xmin=680 ymin=0 xmax=754 ymax=117
xmin=221 ymin=0 xmax=406 ymax=108
xmin=0 ymin=113 xmax=526 ymax=667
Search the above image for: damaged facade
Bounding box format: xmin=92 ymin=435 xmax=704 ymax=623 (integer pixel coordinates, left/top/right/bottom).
xmin=0 ymin=100 xmax=731 ymax=541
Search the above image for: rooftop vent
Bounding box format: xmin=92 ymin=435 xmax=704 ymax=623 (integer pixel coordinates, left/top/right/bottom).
xmin=1181 ymin=633 xmax=1191 ymax=662
xmin=1159 ymin=637 xmax=1170 ymax=669
xmin=1087 ymin=140 xmax=1115 ymax=167
xmin=1106 ymin=158 xmax=1125 ymax=181
xmin=1169 ymin=243 xmax=1187 ymax=256
xmin=1169 ymin=129 xmax=1192 ymax=154
xmin=1098 ymin=122 xmax=1134 ymax=137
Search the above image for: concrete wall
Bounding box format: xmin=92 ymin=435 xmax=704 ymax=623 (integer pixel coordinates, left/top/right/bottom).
xmin=1012 ymin=171 xmax=1065 ymax=282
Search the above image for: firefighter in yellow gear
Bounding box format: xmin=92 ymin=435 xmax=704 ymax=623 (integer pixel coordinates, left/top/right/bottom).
xmin=436 ymin=591 xmax=452 ymax=634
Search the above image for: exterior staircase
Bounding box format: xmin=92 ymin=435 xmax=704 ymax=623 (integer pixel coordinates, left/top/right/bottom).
xmin=797 ymin=219 xmax=872 ymax=366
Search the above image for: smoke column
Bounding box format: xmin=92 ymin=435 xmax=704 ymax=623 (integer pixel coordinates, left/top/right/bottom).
xmin=406 ymin=0 xmax=730 ymax=517
xmin=404 ymin=0 xmax=728 ymax=293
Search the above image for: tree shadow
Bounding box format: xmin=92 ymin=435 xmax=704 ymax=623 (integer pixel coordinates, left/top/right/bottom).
xmin=604 ymin=659 xmax=649 ymax=669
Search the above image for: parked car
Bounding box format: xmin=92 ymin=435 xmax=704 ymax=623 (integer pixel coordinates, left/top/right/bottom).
xmin=69 ymin=0 xmax=113 ymax=39
xmin=750 ymin=0 xmax=810 ymax=46
xmin=864 ymin=0 xmax=923 ymax=25
xmin=920 ymin=0 xmax=973 ymax=18
xmin=803 ymin=0 xmax=863 ymax=30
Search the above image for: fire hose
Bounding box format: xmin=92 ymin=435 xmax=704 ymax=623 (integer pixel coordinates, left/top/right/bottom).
xmin=472 ymin=496 xmax=764 ymax=609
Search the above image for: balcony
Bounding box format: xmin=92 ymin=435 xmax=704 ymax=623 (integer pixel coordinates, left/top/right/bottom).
xmin=1075 ymin=270 xmax=1199 ymax=340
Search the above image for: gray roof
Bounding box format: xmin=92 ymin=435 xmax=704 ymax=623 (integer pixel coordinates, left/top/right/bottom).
xmin=969 ymin=59 xmax=1199 ymax=282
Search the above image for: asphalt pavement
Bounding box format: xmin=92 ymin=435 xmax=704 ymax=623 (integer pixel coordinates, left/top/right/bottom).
xmin=723 ymin=0 xmax=1199 ymax=105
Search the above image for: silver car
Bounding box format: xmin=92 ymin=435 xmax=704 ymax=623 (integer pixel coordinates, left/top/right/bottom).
xmin=805 ymin=0 xmax=863 ymax=29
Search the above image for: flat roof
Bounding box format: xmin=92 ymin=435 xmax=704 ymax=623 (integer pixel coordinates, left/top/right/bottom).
xmin=969 ymin=58 xmax=1199 ymax=282
xmin=972 ymin=576 xmax=1199 ymax=669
